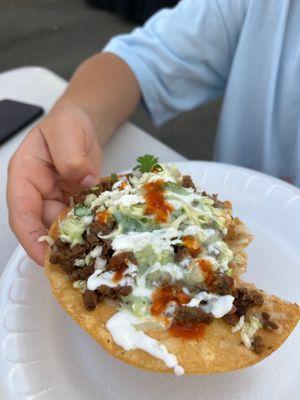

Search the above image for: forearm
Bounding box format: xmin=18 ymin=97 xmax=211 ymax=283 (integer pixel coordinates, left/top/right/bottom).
xmin=53 ymin=52 xmax=141 ymax=145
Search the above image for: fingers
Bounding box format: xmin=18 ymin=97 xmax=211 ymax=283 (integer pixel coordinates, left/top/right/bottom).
xmin=42 ymin=199 xmax=66 ymax=228
xmin=41 ymin=109 xmax=102 ymax=186
xmin=7 ymin=106 xmax=103 ymax=266
xmin=7 ymin=177 xmax=47 ymax=266
xmin=7 ymin=133 xmax=63 ymax=265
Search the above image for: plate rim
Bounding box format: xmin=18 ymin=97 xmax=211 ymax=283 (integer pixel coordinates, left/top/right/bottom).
xmin=0 ymin=160 xmax=299 ymax=399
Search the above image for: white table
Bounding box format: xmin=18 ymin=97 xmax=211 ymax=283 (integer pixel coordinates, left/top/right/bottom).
xmin=0 ymin=67 xmax=185 ymax=271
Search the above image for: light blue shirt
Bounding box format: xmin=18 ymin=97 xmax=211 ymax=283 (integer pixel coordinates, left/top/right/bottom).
xmin=104 ymin=0 xmax=300 ymax=186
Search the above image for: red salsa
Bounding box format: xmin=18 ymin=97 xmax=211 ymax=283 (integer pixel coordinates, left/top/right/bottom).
xmin=151 ymin=285 xmax=191 ymax=316
xmin=143 ymin=179 xmax=174 ymax=223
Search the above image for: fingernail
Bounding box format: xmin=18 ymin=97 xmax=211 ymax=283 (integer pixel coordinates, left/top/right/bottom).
xmin=80 ymin=175 xmax=99 ymax=188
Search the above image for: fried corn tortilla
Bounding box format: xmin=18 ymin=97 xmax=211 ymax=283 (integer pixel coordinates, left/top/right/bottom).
xmin=44 ymin=157 xmax=299 ymax=375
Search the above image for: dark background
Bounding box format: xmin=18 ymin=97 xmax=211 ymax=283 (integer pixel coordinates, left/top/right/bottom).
xmin=0 ymin=0 xmax=221 ymax=159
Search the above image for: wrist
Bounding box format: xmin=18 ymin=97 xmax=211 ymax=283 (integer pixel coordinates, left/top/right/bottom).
xmin=50 ymin=101 xmax=112 ymax=146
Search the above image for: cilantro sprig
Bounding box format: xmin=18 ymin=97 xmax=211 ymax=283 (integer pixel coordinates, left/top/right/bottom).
xmin=134 ymin=154 xmax=162 ymax=173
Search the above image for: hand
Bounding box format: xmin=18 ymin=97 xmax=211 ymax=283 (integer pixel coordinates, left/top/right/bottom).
xmin=7 ymin=105 xmax=102 ymax=265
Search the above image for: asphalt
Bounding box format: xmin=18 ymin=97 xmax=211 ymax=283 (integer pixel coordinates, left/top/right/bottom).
xmin=0 ymin=0 xmax=220 ymax=160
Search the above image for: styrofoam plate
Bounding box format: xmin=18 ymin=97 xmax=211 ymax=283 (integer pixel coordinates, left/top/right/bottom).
xmin=1 ymin=161 xmax=299 ymax=399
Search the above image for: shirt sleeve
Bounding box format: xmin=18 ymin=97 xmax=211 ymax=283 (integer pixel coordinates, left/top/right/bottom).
xmin=103 ymin=0 xmax=247 ymax=126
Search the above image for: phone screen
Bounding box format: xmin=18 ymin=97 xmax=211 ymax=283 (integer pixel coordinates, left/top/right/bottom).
xmin=0 ymin=99 xmax=44 ymax=145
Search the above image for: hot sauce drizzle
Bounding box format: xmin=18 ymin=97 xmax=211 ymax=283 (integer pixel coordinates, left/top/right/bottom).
xmin=143 ymin=179 xmax=174 ymax=223
xmin=182 ymin=235 xmax=202 ymax=257
xmin=151 ymin=286 xmax=191 ymax=316
xmin=197 ymin=259 xmax=215 ymax=285
xmin=119 ymin=181 xmax=127 ymax=190
xmin=112 ymin=268 xmax=125 ymax=283
xmin=96 ymin=210 xmax=109 ymax=224
xmin=151 ymin=286 xmax=208 ymax=340
xmin=169 ymin=322 xmax=206 ymax=339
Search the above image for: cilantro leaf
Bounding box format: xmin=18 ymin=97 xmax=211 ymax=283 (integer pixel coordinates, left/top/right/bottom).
xmin=134 ymin=154 xmax=162 ymax=173
xmin=110 ymin=173 xmax=118 ymax=183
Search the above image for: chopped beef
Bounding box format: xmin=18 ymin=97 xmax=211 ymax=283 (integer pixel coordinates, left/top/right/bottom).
xmin=73 ymin=193 xmax=87 ymax=204
xmin=201 ymin=191 xmax=218 ymax=201
xmin=251 ymin=290 xmax=264 ymax=307
xmin=233 ymin=287 xmax=264 ymax=316
xmin=181 ymin=175 xmax=196 ymax=190
xmin=157 ymin=272 xmax=172 ymax=286
xmin=68 ymin=270 xmax=80 ymax=282
xmin=222 ymin=312 xmax=240 ymax=326
xmin=83 ymin=290 xmax=98 ymax=311
xmin=85 ymin=221 xmax=114 ymax=258
xmin=77 ymin=263 xmax=95 ymax=280
xmin=222 ymin=306 xmax=239 ymax=326
xmin=209 ymin=274 xmax=234 ymax=295
xmin=116 ymin=285 xmax=132 ymax=296
xmin=97 ymin=285 xmax=118 ymax=300
xmin=85 ymin=231 xmax=99 ymax=247
xmin=96 ymin=284 xmax=132 ymax=300
xmin=174 ymin=246 xmax=190 ymax=262
xmin=200 ymin=191 xmax=230 ymax=209
xmin=101 ymin=239 xmax=113 ymax=258
xmin=69 ymin=244 xmax=87 ymax=258
xmin=252 ymin=335 xmax=265 ymax=354
xmin=89 ymin=221 xmax=102 ymax=235
xmin=89 ymin=220 xmax=114 ymax=236
xmin=173 ymin=306 xmax=213 ymax=325
xmin=261 ymin=312 xmax=279 ymax=331
xmin=213 ymin=199 xmax=227 ymax=208
xmin=98 ymin=223 xmax=115 ymax=236
xmin=49 ymin=243 xmax=86 ymax=268
xmin=54 ymin=238 xmax=68 ymax=250
xmin=107 ymin=251 xmax=137 ymax=271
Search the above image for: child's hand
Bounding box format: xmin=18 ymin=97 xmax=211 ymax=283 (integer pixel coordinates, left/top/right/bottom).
xmin=7 ymin=105 xmax=102 ymax=265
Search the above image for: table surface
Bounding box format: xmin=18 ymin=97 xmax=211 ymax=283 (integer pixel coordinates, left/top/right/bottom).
xmin=0 ymin=67 xmax=185 ymax=273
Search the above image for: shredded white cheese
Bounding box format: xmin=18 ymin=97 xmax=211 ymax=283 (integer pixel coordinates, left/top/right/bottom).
xmin=232 ymin=315 xmax=245 ymax=333
xmin=38 ymin=235 xmax=54 ymax=247
xmin=241 ymin=316 xmax=262 ymax=349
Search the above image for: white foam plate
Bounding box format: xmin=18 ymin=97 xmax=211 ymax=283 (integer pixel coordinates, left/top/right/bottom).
xmin=1 ymin=161 xmax=299 ymax=400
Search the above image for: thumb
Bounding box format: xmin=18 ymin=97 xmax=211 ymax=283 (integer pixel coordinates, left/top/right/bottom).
xmin=42 ymin=112 xmax=102 ymax=186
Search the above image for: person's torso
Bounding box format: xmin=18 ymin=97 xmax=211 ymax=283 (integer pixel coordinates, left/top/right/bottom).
xmin=215 ymin=0 xmax=300 ymax=186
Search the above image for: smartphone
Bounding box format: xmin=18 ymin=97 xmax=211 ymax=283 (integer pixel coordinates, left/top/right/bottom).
xmin=0 ymin=99 xmax=44 ymax=145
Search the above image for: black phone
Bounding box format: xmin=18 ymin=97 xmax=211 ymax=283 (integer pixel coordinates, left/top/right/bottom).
xmin=0 ymin=99 xmax=44 ymax=145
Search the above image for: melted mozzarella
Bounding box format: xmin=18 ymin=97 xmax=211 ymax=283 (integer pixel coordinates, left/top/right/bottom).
xmin=112 ymin=228 xmax=180 ymax=253
xmin=186 ymin=292 xmax=234 ymax=318
xmin=106 ymin=310 xmax=184 ymax=376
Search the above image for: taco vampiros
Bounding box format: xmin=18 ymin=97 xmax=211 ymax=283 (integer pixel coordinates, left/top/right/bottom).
xmin=43 ymin=155 xmax=299 ymax=375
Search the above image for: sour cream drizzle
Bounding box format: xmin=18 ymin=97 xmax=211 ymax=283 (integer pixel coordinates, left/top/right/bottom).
xmin=106 ymin=310 xmax=184 ymax=376
xmin=186 ymin=292 xmax=234 ymax=318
